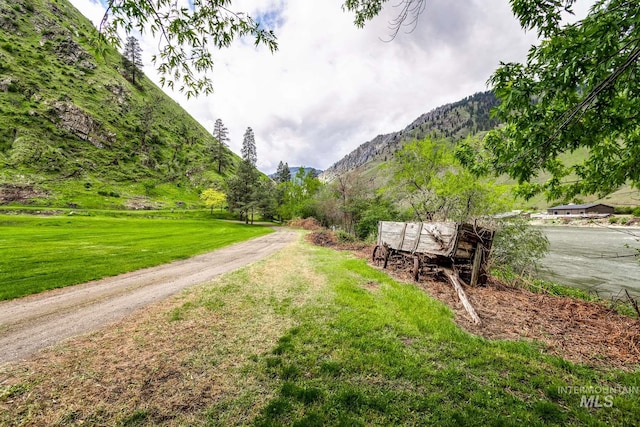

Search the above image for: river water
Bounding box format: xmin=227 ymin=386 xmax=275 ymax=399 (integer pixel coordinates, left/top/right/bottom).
xmin=537 ymin=226 xmax=640 ymax=298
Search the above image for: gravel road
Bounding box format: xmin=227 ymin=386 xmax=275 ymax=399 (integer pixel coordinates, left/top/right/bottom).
xmin=0 ymin=228 xmax=297 ymax=364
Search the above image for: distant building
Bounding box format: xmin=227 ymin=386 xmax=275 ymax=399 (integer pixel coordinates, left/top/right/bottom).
xmin=547 ymin=203 xmax=614 ymax=216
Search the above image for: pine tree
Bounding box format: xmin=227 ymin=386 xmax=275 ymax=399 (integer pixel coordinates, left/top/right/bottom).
xmin=276 ymin=161 xmax=291 ymax=184
xmin=211 ymin=118 xmax=231 ymax=174
xmin=241 ymin=127 xmax=257 ymax=167
xmin=282 ymin=162 xmax=291 ymax=182
xmin=227 ymin=160 xmax=259 ymax=224
xmin=122 ymin=36 xmax=143 ymax=85
xmin=228 ymin=126 xmax=260 ymax=223
xmin=276 ymin=161 xmax=284 ymax=181
xmin=275 ymin=161 xmax=291 ymax=183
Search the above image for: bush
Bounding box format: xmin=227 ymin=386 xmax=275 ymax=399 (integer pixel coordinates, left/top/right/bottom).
xmin=354 ymin=196 xmax=402 ymax=241
xmin=609 ymin=217 xmax=619 ymax=224
xmin=336 ymin=230 xmax=355 ymax=243
xmin=9 ymin=135 xmax=41 ymax=165
xmin=98 ymin=190 xmax=120 ymax=198
xmin=1 ymin=43 xmax=14 ymax=53
xmin=489 ymin=217 xmax=549 ymax=276
xmin=143 ymin=180 xmax=156 ymax=196
xmin=633 ymin=207 xmax=640 ymax=217
xmin=614 ymin=206 xmax=633 ymax=214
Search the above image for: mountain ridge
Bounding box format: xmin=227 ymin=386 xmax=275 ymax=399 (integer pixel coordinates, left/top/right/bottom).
xmin=320 ymin=91 xmax=499 ymax=181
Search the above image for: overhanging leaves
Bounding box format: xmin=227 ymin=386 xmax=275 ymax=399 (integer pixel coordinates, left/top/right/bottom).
xmin=99 ymin=0 xmax=278 ymax=97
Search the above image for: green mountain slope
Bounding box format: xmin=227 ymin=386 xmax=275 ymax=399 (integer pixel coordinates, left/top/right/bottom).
xmin=321 ymin=92 xmax=499 ymax=180
xmin=0 ymin=0 xmax=238 ymax=209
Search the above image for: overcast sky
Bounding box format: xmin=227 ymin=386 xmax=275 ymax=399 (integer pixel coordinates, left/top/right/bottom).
xmin=70 ymin=0 xmax=589 ymax=174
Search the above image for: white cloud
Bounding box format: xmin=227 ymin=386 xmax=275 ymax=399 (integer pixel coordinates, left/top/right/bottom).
xmin=69 ymin=0 xmax=583 ymax=173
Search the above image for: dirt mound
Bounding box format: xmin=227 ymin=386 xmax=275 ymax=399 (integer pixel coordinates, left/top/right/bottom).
xmin=306 ymin=236 xmax=640 ymax=371
xmin=306 ymin=230 xmax=337 ymax=246
xmin=287 ymin=217 xmax=323 ymax=230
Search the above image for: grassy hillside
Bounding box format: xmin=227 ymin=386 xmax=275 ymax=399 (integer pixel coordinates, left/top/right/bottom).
xmin=0 ymin=0 xmax=238 ymax=209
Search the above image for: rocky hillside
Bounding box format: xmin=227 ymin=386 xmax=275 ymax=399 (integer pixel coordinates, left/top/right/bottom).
xmin=321 ymin=92 xmax=499 ymax=180
xmin=0 ymin=0 xmax=238 ymax=208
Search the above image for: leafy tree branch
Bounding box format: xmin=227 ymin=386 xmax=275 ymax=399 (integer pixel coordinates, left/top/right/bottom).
xmin=99 ymin=0 xmax=277 ymax=97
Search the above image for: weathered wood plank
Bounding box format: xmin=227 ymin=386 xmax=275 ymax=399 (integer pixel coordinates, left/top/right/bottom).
xmin=416 ymin=222 xmax=456 ymax=256
xmin=400 ymin=222 xmax=423 ymax=252
xmin=445 ymin=270 xmax=482 ymax=325
xmin=379 ymin=221 xmax=458 ymax=256
xmin=470 ymin=245 xmax=483 ymax=287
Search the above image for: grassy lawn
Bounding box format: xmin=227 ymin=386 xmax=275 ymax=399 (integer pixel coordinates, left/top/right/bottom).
xmin=2 ymin=236 xmax=638 ymax=425
xmin=0 ymin=213 xmax=272 ymax=300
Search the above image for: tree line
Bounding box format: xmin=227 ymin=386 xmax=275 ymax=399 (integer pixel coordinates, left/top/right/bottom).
xmin=204 ymin=131 xmax=512 ymax=236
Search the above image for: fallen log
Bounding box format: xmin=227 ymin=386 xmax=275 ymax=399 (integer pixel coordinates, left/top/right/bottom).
xmin=444 ymin=269 xmax=482 ymax=325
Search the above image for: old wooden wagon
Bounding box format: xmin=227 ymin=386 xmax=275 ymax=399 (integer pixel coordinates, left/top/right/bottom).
xmin=372 ymin=221 xmax=494 ymax=285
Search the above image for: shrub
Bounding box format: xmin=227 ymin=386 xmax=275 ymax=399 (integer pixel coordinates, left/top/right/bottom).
xmin=354 ymin=196 xmax=402 ymax=241
xmin=9 ymin=135 xmax=41 ymax=165
xmin=614 ymin=206 xmax=633 ymax=214
xmin=143 ymin=180 xmax=156 ymax=196
xmin=336 ymin=230 xmax=355 ymax=243
xmin=609 ymin=217 xmax=619 ymax=224
xmin=489 ymin=217 xmax=549 ymax=276
xmin=633 ymin=207 xmax=640 ymax=217
xmin=98 ymin=190 xmax=120 ymax=198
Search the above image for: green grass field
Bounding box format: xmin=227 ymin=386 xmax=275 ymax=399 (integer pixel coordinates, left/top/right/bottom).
xmin=3 ymin=238 xmax=638 ymax=425
xmin=0 ymin=213 xmax=272 ymax=300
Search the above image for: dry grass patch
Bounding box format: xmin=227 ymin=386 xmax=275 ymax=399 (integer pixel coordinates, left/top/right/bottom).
xmin=0 ymin=234 xmax=329 ymax=426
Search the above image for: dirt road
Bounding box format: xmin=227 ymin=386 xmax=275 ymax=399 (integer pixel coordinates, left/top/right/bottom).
xmin=0 ymin=228 xmax=298 ymax=364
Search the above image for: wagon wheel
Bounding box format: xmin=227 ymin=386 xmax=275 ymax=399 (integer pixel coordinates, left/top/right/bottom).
xmin=412 ymin=255 xmax=420 ymax=282
xmin=372 ymin=245 xmax=391 ymax=268
xmin=372 ymin=245 xmax=383 ymax=266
